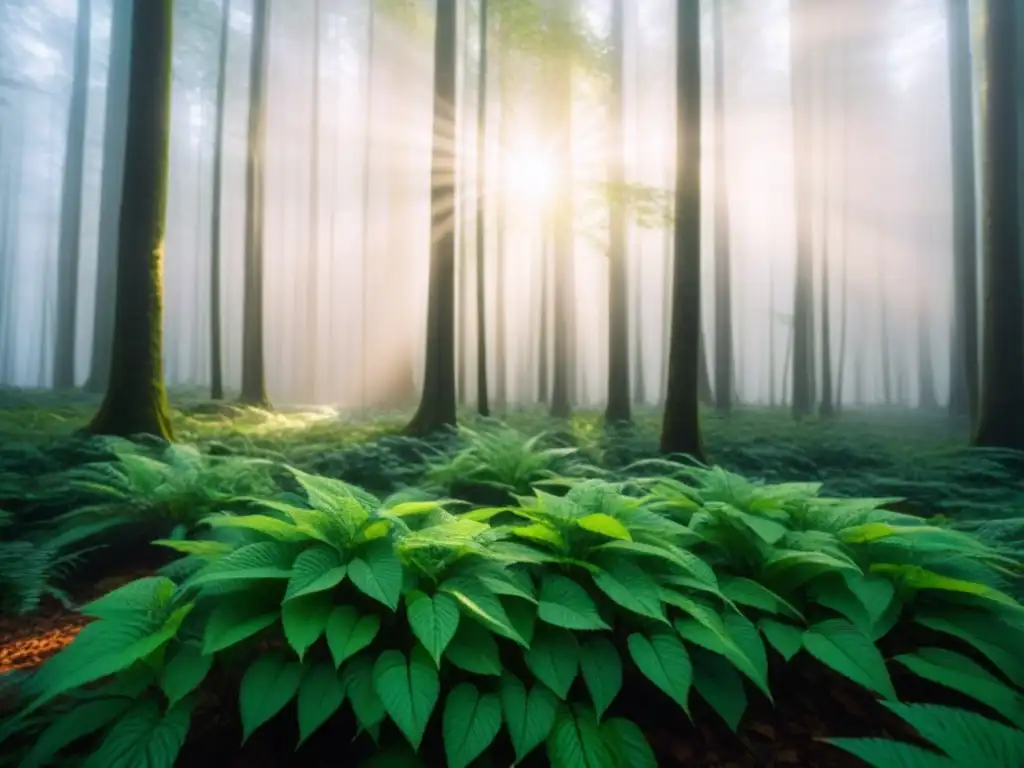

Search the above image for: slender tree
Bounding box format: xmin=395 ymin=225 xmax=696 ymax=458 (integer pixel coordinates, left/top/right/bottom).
xmin=711 ymin=0 xmax=732 ymax=414
xmin=406 ymin=0 xmax=459 ymax=435
xmin=661 ymin=0 xmax=704 ymax=461
xmin=238 ymin=0 xmax=272 ymax=407
xmin=88 ymin=0 xmax=175 ymax=439
xmin=53 ymin=0 xmax=92 ymax=389
xmin=475 ymin=0 xmax=491 ymax=416
xmin=945 ymin=0 xmax=980 ymax=423
xmin=605 ymin=0 xmax=631 ymax=424
xmin=85 ymin=0 xmax=132 ymax=393
xmin=973 ymin=0 xmax=1023 ymax=449
xmin=208 ymin=0 xmax=231 ymax=400
xmin=305 ymin=0 xmax=322 ymax=402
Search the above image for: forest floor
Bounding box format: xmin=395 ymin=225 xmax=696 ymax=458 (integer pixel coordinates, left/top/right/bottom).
xmin=1 ymin=386 xmax=1022 ymax=766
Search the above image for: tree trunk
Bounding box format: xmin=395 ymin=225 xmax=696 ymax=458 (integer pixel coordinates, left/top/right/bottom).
xmin=87 ymin=0 xmax=174 ymax=439
xmin=660 ymin=0 xmax=704 ymax=461
xmin=53 ymin=0 xmax=92 ymax=390
xmin=475 ymin=0 xmax=490 ymax=417
xmin=359 ymin=2 xmax=376 ymax=407
xmin=405 ymin=0 xmax=458 ymax=435
xmin=238 ymin=0 xmax=272 ymax=407
xmin=945 ymin=0 xmax=980 ymax=423
xmin=306 ymin=0 xmax=322 ymax=401
xmin=711 ymin=0 xmax=732 ymax=415
xmin=818 ymin=27 xmax=834 ymax=417
xmin=973 ymin=0 xmax=1023 ymax=448
xmin=493 ymin=26 xmax=508 ymax=410
xmin=208 ymin=0 xmax=231 ymax=400
xmin=85 ymin=0 xmax=132 ymax=394
xmin=605 ymin=0 xmax=631 ymax=424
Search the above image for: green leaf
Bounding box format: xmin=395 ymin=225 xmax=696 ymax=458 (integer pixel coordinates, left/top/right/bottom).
xmin=325 ymin=606 xmax=381 ymax=668
xmin=580 ymin=636 xmax=622 ymax=720
xmin=626 ymin=631 xmax=692 ymax=713
xmin=80 ymin=576 xmax=176 ymax=620
xmin=372 ymin=646 xmax=440 ymax=750
xmin=341 ymin=654 xmax=386 ymax=732
xmin=547 ymin=704 xmax=616 ymax=768
xmin=538 ymin=574 xmax=610 ymax=631
xmin=524 ymin=625 xmax=581 ymax=699
xmin=187 ymin=541 xmax=297 ymax=589
xmin=719 ymin=577 xmax=803 ymax=620
xmin=239 ymin=653 xmax=305 ymax=743
xmin=826 ymin=737 xmax=958 ymax=767
xmin=203 ymin=601 xmax=278 ymax=655
xmin=284 ymin=545 xmax=347 ymax=601
xmin=20 ymin=697 xmax=134 ymax=768
xmin=405 ymin=591 xmax=461 ymax=667
xmin=445 ymin=620 xmax=503 ymax=676
xmin=802 ymin=619 xmax=897 ymax=700
xmin=758 ymin=618 xmax=803 ymax=662
xmin=499 ymin=673 xmax=559 ymax=763
xmin=722 ymin=610 xmax=769 ymax=694
xmin=602 ymin=717 xmax=658 ymax=768
xmin=592 ymin=559 xmax=667 ymax=623
xmin=510 ymin=522 xmax=567 ymax=550
xmin=691 ymin=647 xmax=747 ymax=733
xmin=297 ymin=662 xmax=346 ymax=746
xmin=160 ymin=644 xmax=214 ymax=708
xmin=577 ymin=513 xmax=631 ymax=541
xmin=442 ymin=575 xmax=527 ymax=646
xmin=282 ymin=593 xmax=334 ymax=661
xmin=879 ymin=701 xmax=1024 ymax=765
xmin=894 ymin=648 xmax=1024 ymax=729
xmin=442 ymin=683 xmax=503 ymax=768
xmin=843 ymin=572 xmax=896 ymax=625
xmin=506 ymin=597 xmax=538 ymax=645
xmin=201 ymin=513 xmax=307 ymax=542
xmin=915 ymin=609 xmax=1024 ymax=689
xmin=348 ymin=541 xmax=403 ymax=611
xmin=81 ymin=698 xmax=193 ymax=768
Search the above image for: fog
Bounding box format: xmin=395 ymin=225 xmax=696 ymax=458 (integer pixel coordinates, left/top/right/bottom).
xmin=0 ymin=0 xmax=990 ymax=411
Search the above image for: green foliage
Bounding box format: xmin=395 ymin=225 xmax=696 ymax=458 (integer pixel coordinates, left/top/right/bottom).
xmin=5 ymin=434 xmax=1024 ymax=768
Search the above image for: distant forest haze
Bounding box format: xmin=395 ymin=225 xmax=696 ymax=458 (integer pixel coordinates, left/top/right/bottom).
xmin=0 ymin=0 xmax=1020 ymax=450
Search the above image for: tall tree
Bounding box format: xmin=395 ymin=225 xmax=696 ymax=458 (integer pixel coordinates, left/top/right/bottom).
xmin=238 ymin=0 xmax=272 ymax=407
xmin=711 ymin=0 xmax=732 ymax=414
xmin=406 ymin=0 xmax=458 ymax=435
xmin=605 ymin=0 xmax=631 ymax=424
xmin=946 ymin=0 xmax=980 ymax=423
xmin=208 ymin=0 xmax=231 ymax=400
xmin=85 ymin=0 xmax=132 ymax=394
xmin=789 ymin=0 xmax=814 ymax=419
xmin=475 ymin=0 xmax=491 ymax=416
xmin=661 ymin=0 xmax=704 ymax=461
xmin=973 ymin=0 xmax=1023 ymax=449
xmin=88 ymin=0 xmax=175 ymax=439
xmin=53 ymin=0 xmax=92 ymax=389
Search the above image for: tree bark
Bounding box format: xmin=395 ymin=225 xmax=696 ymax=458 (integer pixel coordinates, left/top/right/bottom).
xmin=475 ymin=0 xmax=490 ymax=417
xmin=660 ymin=0 xmax=704 ymax=462
xmin=208 ymin=0 xmax=231 ymax=400
xmin=87 ymin=0 xmax=174 ymax=440
xmin=405 ymin=0 xmax=459 ymax=435
xmin=711 ymin=0 xmax=732 ymax=415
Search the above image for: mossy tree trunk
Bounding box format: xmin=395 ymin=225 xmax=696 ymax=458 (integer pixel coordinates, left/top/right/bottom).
xmin=87 ymin=0 xmax=174 ymax=441
xmin=405 ymin=0 xmax=458 ymax=436
xmin=973 ymin=0 xmax=1023 ymax=449
xmin=53 ymin=0 xmax=91 ymax=390
xmin=238 ymin=0 xmax=271 ymax=408
xmin=605 ymin=0 xmax=631 ymax=425
xmin=660 ymin=0 xmax=704 ymax=463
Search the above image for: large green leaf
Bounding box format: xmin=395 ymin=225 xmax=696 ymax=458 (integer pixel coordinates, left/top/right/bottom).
xmin=577 ymin=513 xmax=631 ymax=541
xmin=626 ymin=631 xmax=692 ymax=714
xmin=592 ymin=559 xmax=667 ymax=623
xmin=282 ymin=593 xmax=334 ymax=661
xmin=880 ymin=701 xmax=1024 ymax=765
xmin=372 ymin=646 xmax=440 ymax=750
xmin=284 ymin=545 xmax=347 ymax=602
xmin=80 ymin=577 xmax=176 ymax=620
xmin=445 ymin=620 xmax=503 ymax=676
xmin=826 ymin=737 xmax=958 ymax=767
xmin=915 ymin=609 xmax=1024 ymax=689
xmin=239 ymin=653 xmax=305 ymax=743
xmin=580 ymin=637 xmax=622 ymax=720
xmin=20 ymin=697 xmax=135 ymax=768
xmin=801 ymin=619 xmax=896 ymax=700
xmin=203 ymin=600 xmax=278 ymax=655
xmin=297 ymin=662 xmax=346 ymax=746
xmin=81 ymin=698 xmax=193 ymax=768
xmin=325 ymin=606 xmax=380 ymax=668
xmin=406 ymin=591 xmax=461 ymax=667
xmin=758 ymin=618 xmax=803 ymax=662
xmin=894 ymin=648 xmax=1024 ymax=729
xmin=602 ymin=717 xmax=657 ymax=768
xmin=499 ymin=673 xmax=560 ymax=763
xmin=692 ymin=646 xmax=748 ymax=733
xmin=442 ymin=575 xmax=527 ymax=645
xmin=160 ymin=643 xmax=214 ymax=708
xmin=538 ymin=574 xmax=609 ymax=631
xmin=187 ymin=541 xmax=297 ymax=589
xmin=719 ymin=576 xmax=803 ymax=620
xmin=546 ymin=704 xmax=616 ymax=768
xmin=341 ymin=654 xmax=386 ymax=732
xmin=442 ymin=683 xmax=503 ymax=768
xmin=348 ymin=541 xmax=403 ymax=611
xmin=525 ymin=625 xmax=581 ymax=699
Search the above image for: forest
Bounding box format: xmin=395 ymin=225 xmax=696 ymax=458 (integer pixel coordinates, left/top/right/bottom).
xmin=0 ymin=0 xmax=1022 ymax=765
